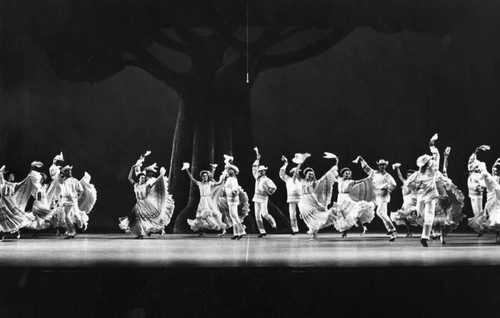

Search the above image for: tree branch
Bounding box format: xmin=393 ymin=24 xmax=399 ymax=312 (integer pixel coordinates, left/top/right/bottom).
xmin=201 ymin=0 xmax=246 ymax=52
xmin=153 ymin=29 xmax=190 ymax=55
xmin=251 ymin=25 xmax=284 ymax=55
xmin=275 ymin=27 xmax=304 ymax=44
xmin=256 ymin=27 xmax=353 ymax=73
xmin=128 ymin=49 xmax=186 ymax=91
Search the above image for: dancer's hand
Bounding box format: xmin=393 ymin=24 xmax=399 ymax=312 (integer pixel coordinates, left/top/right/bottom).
xmin=281 ymin=155 xmax=288 ymax=163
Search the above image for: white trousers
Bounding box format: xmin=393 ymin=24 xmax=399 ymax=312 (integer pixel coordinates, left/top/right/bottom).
xmin=254 ymin=201 xmax=277 ymax=234
xmin=417 ymin=199 xmax=437 ymax=240
xmin=375 ymin=199 xmax=396 ymax=233
xmin=289 ymin=203 xmax=299 ymax=232
xmin=228 ymin=203 xmax=245 ymax=235
xmin=469 ymin=195 xmax=483 ymax=216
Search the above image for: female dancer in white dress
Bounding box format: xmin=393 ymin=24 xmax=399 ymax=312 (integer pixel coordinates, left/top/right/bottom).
xmin=390 ymin=165 xmax=420 ymax=237
xmin=334 ymin=167 xmax=375 ymax=238
xmin=430 ymin=146 xmax=465 ymax=244
xmin=119 ymin=163 xmax=172 ymax=239
xmin=468 ymin=150 xmax=500 ymax=243
xmin=27 ymin=172 xmax=54 ymax=234
xmin=184 ymin=164 xmax=225 ymax=235
xmin=297 ymin=153 xmax=338 ymax=240
xmin=0 ymin=165 xmax=32 ymax=241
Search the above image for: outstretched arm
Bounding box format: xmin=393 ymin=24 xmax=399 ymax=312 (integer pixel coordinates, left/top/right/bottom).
xmin=185 ymin=169 xmax=199 ymax=184
xmin=353 ymin=176 xmax=371 ymax=185
xmin=252 ymin=153 xmax=261 ymax=180
xmin=128 ymin=166 xmax=136 ymax=185
xmin=395 ymin=166 xmax=405 ymax=183
xmin=443 ymin=147 xmax=451 ymax=177
xmin=279 ymin=156 xmax=289 ymax=182
xmin=357 ymin=156 xmax=373 ymax=175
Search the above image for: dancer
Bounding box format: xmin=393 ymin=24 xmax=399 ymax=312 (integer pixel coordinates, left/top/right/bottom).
xmin=47 ymin=152 xmax=64 ymax=209
xmin=119 ymin=161 xmax=172 ymax=239
xmin=280 ymin=155 xmax=305 ymax=234
xmin=252 ymin=148 xmax=277 ymax=237
xmin=467 ymin=147 xmax=487 ymax=216
xmin=183 ymin=163 xmax=225 ymax=235
xmin=468 ymin=147 xmax=500 ymax=242
xmin=353 ymin=157 xmax=398 ymax=241
xmin=223 ymin=158 xmax=247 ymax=240
xmin=430 ymin=146 xmax=465 ymax=244
xmin=334 ymin=166 xmax=376 ymax=238
xmin=142 ymin=161 xmax=174 ymax=235
xmin=59 ymin=166 xmax=97 ymax=238
xmin=26 ymin=172 xmax=54 ymax=235
xmin=297 ymin=152 xmax=338 ymax=240
xmin=390 ymin=164 xmax=420 ymax=237
xmin=407 ymin=134 xmax=444 ymax=247
xmin=0 ymin=165 xmax=32 ymax=241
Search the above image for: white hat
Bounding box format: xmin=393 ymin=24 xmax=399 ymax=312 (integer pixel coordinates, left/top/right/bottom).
xmin=145 ymin=163 xmax=158 ymax=173
xmin=0 ymin=165 xmax=5 ymax=173
xmin=376 ymin=159 xmax=389 ymax=165
xmin=223 ymin=154 xmax=234 ymax=165
xmin=303 ymin=167 xmax=315 ymax=175
xmin=323 ymin=152 xmax=337 ymax=159
xmin=292 ymin=153 xmax=311 ymax=164
xmin=136 ymin=170 xmax=146 ymax=177
xmin=181 ymin=162 xmax=190 ymax=171
xmin=31 ymin=161 xmax=44 ymax=168
xmin=53 ymin=152 xmax=64 ymax=161
xmin=416 ymin=155 xmax=432 ymax=168
xmin=225 ymin=163 xmax=239 ymax=175
xmin=257 ymin=165 xmax=268 ymax=172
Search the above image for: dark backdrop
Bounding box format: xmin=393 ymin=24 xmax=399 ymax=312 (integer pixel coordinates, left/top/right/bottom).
xmin=2 ymin=1 xmax=500 ymax=233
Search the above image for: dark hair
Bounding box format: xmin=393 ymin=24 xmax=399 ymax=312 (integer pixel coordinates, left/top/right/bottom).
xmin=340 ymin=167 xmax=351 ymax=176
xmin=406 ymin=169 xmax=416 ymax=175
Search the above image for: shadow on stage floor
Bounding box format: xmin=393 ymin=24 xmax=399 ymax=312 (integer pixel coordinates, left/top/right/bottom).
xmin=1 ymin=233 xmax=499 ymax=317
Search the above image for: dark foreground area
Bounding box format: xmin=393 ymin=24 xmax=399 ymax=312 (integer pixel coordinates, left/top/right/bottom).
xmin=0 ymin=266 xmax=499 ymax=318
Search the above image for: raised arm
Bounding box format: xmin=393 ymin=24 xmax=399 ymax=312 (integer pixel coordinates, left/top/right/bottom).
xmin=128 ymin=165 xmax=136 ymax=185
xmin=394 ymin=165 xmax=405 ymax=183
xmin=279 ymin=156 xmax=289 ymax=182
xmin=468 ymin=148 xmax=479 ymax=172
xmin=443 ymin=147 xmax=451 ymax=177
xmin=357 ymin=156 xmax=373 ymax=176
xmin=252 ymin=154 xmax=260 ymax=180
xmin=185 ymin=169 xmax=199 ymax=184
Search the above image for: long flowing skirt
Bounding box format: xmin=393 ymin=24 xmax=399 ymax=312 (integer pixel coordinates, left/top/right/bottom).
xmin=217 ymin=190 xmax=250 ymax=231
xmin=26 ymin=200 xmax=53 ymax=230
xmin=433 ymin=183 xmax=465 ymax=234
xmin=119 ymin=199 xmax=165 ymax=236
xmin=333 ymin=197 xmax=375 ymax=232
xmin=0 ymin=196 xmax=31 ymax=233
xmin=390 ymin=195 xmax=422 ymax=227
xmin=298 ymin=193 xmax=335 ymax=234
xmin=187 ymin=196 xmax=224 ymax=232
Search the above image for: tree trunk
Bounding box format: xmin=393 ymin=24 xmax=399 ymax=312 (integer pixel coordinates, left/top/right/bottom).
xmin=168 ymin=98 xmax=194 ymax=232
xmin=173 ymin=87 xmax=217 ymax=233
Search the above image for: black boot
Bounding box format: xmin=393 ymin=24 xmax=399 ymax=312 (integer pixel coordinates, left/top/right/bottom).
xmin=420 ymin=238 xmax=428 ymax=247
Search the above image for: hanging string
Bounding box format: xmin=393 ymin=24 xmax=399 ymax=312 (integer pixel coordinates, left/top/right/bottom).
xmin=246 ymin=0 xmax=249 ymax=83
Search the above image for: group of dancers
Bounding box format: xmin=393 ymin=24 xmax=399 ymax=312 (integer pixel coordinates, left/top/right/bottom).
xmin=119 ymin=134 xmax=500 ymax=247
xmin=3 ymin=135 xmax=500 ymax=247
xmin=0 ymin=152 xmax=97 ymax=240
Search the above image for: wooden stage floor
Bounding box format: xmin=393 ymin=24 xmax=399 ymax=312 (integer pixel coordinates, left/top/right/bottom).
xmin=1 ymin=232 xmax=500 ymax=268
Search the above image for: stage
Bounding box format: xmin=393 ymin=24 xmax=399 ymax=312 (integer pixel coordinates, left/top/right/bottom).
xmin=1 ymin=232 xmax=500 ymax=268
xmin=1 ymin=232 xmax=500 ymax=317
